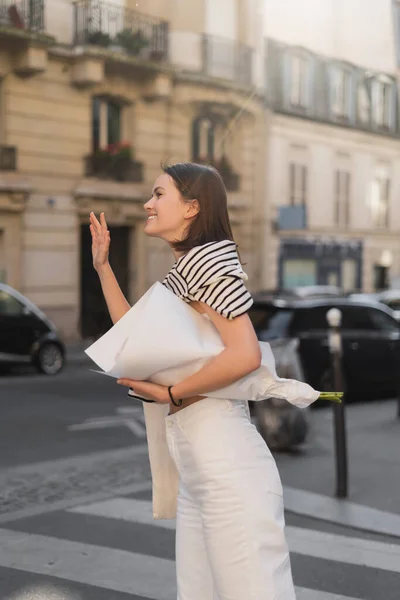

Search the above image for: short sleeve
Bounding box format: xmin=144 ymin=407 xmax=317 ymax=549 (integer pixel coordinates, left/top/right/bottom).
xmin=176 ymin=240 xmax=253 ymax=319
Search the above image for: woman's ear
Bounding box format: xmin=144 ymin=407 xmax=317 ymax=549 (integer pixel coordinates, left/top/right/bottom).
xmin=185 ymin=199 xmax=200 ymax=219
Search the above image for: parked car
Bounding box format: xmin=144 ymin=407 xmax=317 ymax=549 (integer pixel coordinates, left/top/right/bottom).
xmin=0 ymin=283 xmax=65 ymax=374
xmin=349 ymin=290 xmax=400 ymax=322
xmin=248 ymin=295 xmax=400 ymax=400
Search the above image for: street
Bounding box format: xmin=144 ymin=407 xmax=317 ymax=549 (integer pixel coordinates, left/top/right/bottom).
xmin=1 ymin=356 xmax=400 ymax=599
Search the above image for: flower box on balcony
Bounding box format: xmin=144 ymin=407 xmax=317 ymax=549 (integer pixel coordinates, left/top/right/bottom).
xmin=85 ymin=142 xmax=144 ymax=182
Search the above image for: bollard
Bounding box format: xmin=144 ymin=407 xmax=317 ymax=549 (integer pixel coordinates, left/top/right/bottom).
xmin=326 ymin=308 xmax=348 ymax=499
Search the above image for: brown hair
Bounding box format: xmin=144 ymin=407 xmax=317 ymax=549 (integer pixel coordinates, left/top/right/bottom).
xmin=162 ymin=161 xmax=235 ymax=253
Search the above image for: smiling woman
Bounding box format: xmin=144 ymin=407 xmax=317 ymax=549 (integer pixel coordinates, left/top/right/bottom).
xmin=89 ymin=161 xmax=300 ymax=600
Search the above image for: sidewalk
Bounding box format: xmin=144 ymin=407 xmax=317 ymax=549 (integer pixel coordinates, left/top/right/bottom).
xmin=274 ymin=399 xmax=400 ymax=517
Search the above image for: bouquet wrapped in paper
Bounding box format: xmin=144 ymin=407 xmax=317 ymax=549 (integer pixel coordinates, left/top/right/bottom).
xmin=85 ymin=282 xmax=343 ymax=519
xmin=85 ymin=282 xmax=322 ymax=407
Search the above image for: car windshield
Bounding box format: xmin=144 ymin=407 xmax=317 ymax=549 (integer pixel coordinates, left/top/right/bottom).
xmin=248 ymin=305 xmax=293 ymax=340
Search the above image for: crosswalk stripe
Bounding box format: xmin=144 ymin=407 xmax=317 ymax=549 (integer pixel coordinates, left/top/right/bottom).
xmin=0 ymin=527 xmax=175 ymax=600
xmin=69 ymin=497 xmax=400 ymax=573
xmin=0 ymin=527 xmax=361 ymax=600
xmin=283 ymin=486 xmax=400 ymax=538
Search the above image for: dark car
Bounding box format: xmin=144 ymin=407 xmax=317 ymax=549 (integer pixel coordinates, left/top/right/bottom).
xmin=0 ymin=283 xmax=65 ymax=374
xmin=248 ymin=296 xmax=400 ymax=400
xmin=349 ymin=291 xmax=400 ymax=322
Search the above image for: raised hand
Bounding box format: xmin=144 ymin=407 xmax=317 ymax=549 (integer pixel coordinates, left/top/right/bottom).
xmin=89 ymin=212 xmax=110 ymax=272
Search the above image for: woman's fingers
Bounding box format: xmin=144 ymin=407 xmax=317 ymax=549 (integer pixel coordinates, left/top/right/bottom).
xmin=100 ymin=212 xmax=108 ymax=231
xmin=90 ymin=211 xmax=102 ymax=234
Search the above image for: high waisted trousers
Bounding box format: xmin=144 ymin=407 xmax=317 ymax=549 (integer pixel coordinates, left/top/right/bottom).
xmin=165 ymin=397 xmax=296 ymax=600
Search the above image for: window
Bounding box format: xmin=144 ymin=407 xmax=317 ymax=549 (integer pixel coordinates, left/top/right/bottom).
xmin=341 ymin=259 xmax=357 ymax=292
xmin=341 ymin=306 xmax=374 ymax=330
xmin=0 ymin=291 xmax=24 ymax=316
xmin=372 ymin=77 xmax=394 ymax=129
xmin=335 ymin=170 xmax=351 ymax=226
xmin=282 ymin=259 xmax=316 ymax=288
xmin=92 ymin=97 xmax=121 ymax=152
xmin=289 ymin=163 xmax=307 ymax=205
xmin=357 ymin=83 xmax=370 ymax=123
xmin=290 ymin=307 xmax=330 ymax=334
xmin=369 ymin=165 xmax=390 ymax=229
xmin=289 ymin=54 xmax=309 ymax=108
xmin=248 ymin=306 xmax=293 ymax=340
xmin=192 ymin=117 xmax=216 ymax=162
xmin=368 ymin=308 xmax=399 ymax=332
xmin=331 ymin=68 xmax=351 ymax=118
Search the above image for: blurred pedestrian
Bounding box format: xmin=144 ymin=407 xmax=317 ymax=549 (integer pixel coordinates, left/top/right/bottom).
xmin=89 ymin=162 xmax=296 ymax=600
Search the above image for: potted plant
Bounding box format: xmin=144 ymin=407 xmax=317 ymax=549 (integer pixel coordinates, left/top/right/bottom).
xmin=86 ymin=30 xmax=112 ymax=48
xmin=115 ymin=28 xmax=150 ymax=56
xmin=108 ymin=141 xmax=132 ymax=180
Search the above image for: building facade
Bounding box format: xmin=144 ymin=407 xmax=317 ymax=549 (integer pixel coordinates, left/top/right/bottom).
xmin=263 ymin=0 xmax=400 ymax=293
xmin=0 ymin=0 xmax=266 ymax=340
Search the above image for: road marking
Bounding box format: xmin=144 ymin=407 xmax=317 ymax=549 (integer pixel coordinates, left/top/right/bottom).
xmin=0 ymin=481 xmax=152 ymax=525
xmin=0 ymin=528 xmax=362 ymax=600
xmin=68 ymin=406 xmax=147 ymax=438
xmin=69 ymin=497 xmax=400 ymax=573
xmin=70 ymin=497 xmax=175 ymax=530
xmin=0 ymin=444 xmax=148 ymax=479
xmin=0 ymin=528 xmax=175 ymax=600
xmin=283 ymin=486 xmax=400 ymax=538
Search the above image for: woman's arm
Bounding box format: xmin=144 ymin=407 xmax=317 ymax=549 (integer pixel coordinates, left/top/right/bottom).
xmin=171 ymin=302 xmax=261 ymax=400
xmin=97 ymin=263 xmax=131 ymax=325
xmin=90 ymin=212 xmax=131 ymax=324
xmin=116 ymin=303 xmax=261 ymax=403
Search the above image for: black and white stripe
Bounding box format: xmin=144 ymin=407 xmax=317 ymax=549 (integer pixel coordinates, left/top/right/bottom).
xmin=162 ymin=241 xmax=253 ymax=319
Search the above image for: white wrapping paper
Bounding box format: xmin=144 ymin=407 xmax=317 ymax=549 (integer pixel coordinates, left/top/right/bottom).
xmin=85 ymin=282 xmax=319 ymax=519
xmin=85 ymin=281 xmax=320 ymax=407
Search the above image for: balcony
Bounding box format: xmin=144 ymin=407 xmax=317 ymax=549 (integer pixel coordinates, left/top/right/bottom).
xmin=0 ymin=0 xmax=44 ymax=33
xmin=202 ymin=35 xmax=252 ymax=86
xmin=74 ymin=0 xmax=169 ymax=62
xmin=0 ymin=145 xmax=17 ymax=171
xmin=84 ymin=144 xmax=144 ymax=183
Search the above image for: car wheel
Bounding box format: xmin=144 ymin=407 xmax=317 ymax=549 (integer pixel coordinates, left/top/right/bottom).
xmin=34 ymin=343 xmax=64 ymax=375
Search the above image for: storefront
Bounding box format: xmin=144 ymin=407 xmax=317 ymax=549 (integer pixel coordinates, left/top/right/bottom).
xmin=278 ymin=238 xmax=363 ymax=291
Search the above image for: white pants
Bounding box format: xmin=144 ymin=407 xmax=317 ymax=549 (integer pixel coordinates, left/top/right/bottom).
xmin=165 ymin=397 xmax=296 ymax=600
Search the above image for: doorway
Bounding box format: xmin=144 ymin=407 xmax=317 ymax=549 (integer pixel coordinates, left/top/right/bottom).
xmin=80 ymin=224 xmax=131 ymax=339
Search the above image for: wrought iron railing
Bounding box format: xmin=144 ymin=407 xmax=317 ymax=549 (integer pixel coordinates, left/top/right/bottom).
xmin=84 ymin=153 xmax=144 ymax=183
xmin=0 ymin=145 xmax=17 ymax=171
xmin=202 ymin=35 xmax=253 ymax=86
xmin=74 ymin=0 xmax=169 ymax=61
xmin=0 ymin=0 xmax=44 ymax=32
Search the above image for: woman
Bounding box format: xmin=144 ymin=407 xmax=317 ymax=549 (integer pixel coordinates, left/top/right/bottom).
xmin=90 ymin=162 xmax=297 ymax=600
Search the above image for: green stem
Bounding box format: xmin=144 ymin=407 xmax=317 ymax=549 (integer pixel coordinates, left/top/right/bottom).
xmin=318 ymin=392 xmax=343 ymax=403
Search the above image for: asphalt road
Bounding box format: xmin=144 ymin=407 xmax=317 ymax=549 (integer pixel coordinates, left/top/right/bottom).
xmin=0 ymin=360 xmax=144 ymax=468
xmin=1 ymin=359 xmax=400 ymax=600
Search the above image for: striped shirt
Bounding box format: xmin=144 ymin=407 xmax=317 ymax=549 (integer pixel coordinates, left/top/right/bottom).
xmin=162 ymin=240 xmax=253 ymax=319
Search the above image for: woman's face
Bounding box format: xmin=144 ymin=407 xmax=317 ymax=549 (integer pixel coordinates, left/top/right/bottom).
xmin=144 ymin=173 xmax=197 ymax=245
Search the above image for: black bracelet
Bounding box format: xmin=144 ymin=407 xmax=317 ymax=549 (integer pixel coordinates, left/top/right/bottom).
xmin=168 ymin=386 xmax=183 ymax=407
